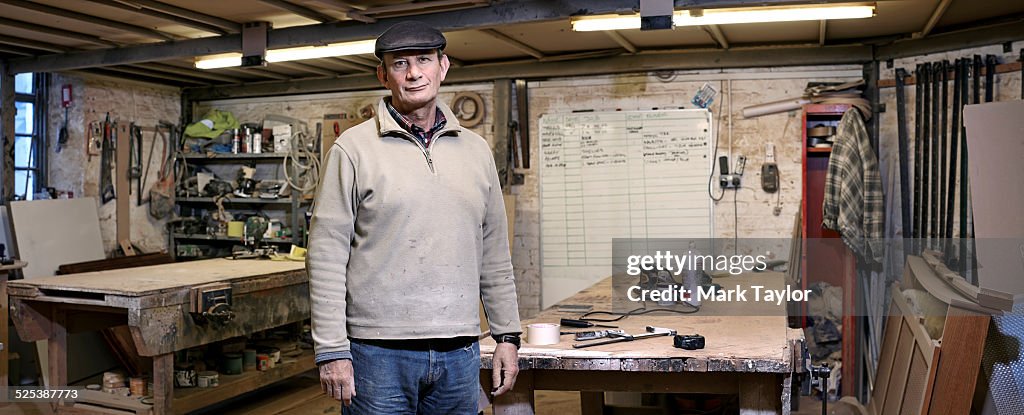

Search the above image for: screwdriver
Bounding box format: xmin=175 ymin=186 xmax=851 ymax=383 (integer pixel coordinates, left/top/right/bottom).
xmin=560 ymin=318 xmax=618 ymax=329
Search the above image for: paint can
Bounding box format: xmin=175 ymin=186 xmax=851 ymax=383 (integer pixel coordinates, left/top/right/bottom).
xmin=227 ymin=221 xmax=245 ymax=237
xmin=243 ymin=348 xmax=258 ymax=370
xmin=129 ymin=377 xmax=147 ymax=396
xmin=256 ymin=354 xmax=270 ymax=371
xmin=221 ymin=352 xmax=243 ymax=375
xmin=197 ymin=371 xmax=218 ymax=388
xmin=103 ymin=371 xmax=126 ymax=392
xmin=173 ymin=367 xmax=197 ymax=388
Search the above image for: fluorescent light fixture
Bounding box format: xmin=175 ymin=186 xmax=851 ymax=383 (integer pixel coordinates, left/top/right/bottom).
xmin=195 ymin=39 xmax=376 ymax=69
xmin=195 ymin=53 xmax=242 ymax=69
xmin=571 ymin=4 xmax=875 ymax=31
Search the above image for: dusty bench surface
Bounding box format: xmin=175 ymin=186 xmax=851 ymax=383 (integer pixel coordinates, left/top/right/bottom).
xmin=7 ymin=258 xmax=306 ymax=297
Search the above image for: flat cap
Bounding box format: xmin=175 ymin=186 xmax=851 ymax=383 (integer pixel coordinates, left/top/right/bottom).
xmin=375 ymin=21 xmax=447 ymax=60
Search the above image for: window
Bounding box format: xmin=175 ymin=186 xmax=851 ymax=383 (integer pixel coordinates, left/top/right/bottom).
xmin=3 ymin=73 xmax=47 ymax=200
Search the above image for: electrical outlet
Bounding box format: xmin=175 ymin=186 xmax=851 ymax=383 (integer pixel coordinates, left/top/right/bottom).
xmin=719 ymin=174 xmax=741 ymax=189
xmin=734 ymin=155 xmax=747 ymax=176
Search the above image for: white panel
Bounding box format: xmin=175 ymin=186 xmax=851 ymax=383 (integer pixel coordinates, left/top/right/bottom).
xmin=539 ymin=109 xmax=713 ymax=308
xmin=8 ymin=198 xmax=106 ymax=279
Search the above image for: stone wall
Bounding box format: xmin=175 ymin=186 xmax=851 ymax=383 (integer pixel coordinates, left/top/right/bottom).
xmin=47 ymin=73 xmax=180 ymax=255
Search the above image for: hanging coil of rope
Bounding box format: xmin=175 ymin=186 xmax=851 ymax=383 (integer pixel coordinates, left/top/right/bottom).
xmin=282 ymin=129 xmax=321 ymax=194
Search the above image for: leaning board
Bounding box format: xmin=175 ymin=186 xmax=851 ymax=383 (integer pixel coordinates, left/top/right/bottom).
xmin=539 ymin=109 xmax=713 ymax=308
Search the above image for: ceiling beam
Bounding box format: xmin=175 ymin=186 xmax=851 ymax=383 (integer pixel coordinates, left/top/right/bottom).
xmin=102 ymin=65 xmax=209 ymax=84
xmin=603 ymin=31 xmax=636 ymax=54
xmin=117 ymin=0 xmax=241 ymax=33
xmin=704 ymin=25 xmax=730 ymax=49
xmin=322 ymin=58 xmax=376 ymax=73
xmin=478 ymin=29 xmax=544 ymax=59
xmin=0 ymin=16 xmax=120 ymax=47
xmin=0 ymin=0 xmax=179 ymax=41
xmin=82 ymin=0 xmax=229 ymax=35
xmin=219 ymin=67 xmax=293 ymax=81
xmin=10 ymin=0 xmax=790 ymax=74
xmin=877 ymin=19 xmax=1024 ymax=61
xmin=361 ymin=0 xmax=489 ymax=18
xmin=0 ymin=34 xmax=72 ymax=53
xmin=272 ymin=61 xmax=338 ymax=77
xmin=333 ymin=56 xmax=377 ymax=70
xmin=258 ymin=0 xmax=337 ymax=23
xmin=0 ymin=45 xmax=36 ymax=56
xmin=340 ymin=55 xmax=380 ymax=68
xmin=306 ymin=0 xmax=376 ymax=23
xmin=915 ymin=0 xmax=953 ymax=39
xmin=184 ymin=44 xmax=872 ymax=101
xmin=446 ymin=55 xmax=464 ymax=67
xmin=819 ymin=20 xmax=827 ymax=46
xmin=131 ymin=63 xmax=245 ymax=83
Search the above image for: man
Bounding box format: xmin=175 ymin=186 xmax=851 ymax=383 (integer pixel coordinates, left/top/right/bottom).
xmin=307 ymin=20 xmax=523 ymax=414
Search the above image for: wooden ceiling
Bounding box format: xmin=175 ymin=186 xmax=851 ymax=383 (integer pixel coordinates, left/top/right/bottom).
xmin=0 ymin=0 xmax=1022 ymax=87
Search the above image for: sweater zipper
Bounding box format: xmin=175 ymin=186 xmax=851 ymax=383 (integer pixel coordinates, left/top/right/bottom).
xmin=396 ymin=131 xmax=438 ymax=175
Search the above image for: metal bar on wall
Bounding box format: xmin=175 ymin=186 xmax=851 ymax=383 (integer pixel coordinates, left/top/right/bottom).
xmin=894 ymin=68 xmax=911 ymax=257
xmin=0 ymin=63 xmax=14 ymax=201
xmin=938 ymin=61 xmax=948 ymax=242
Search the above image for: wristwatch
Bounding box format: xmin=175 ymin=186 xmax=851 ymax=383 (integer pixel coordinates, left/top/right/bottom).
xmin=493 ymin=333 xmax=521 ymax=349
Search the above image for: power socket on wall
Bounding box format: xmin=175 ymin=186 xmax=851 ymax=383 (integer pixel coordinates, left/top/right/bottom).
xmin=719 ymin=155 xmax=746 ymax=189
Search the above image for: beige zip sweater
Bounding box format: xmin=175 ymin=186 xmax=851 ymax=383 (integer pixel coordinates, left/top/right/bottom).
xmin=308 ymin=98 xmax=521 ymax=364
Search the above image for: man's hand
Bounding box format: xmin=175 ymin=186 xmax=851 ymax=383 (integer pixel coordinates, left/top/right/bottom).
xmin=319 ymin=359 xmax=356 ymax=406
xmin=490 ymin=343 xmax=519 ymax=396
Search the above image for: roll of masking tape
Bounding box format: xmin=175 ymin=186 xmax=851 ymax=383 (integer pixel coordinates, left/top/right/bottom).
xmin=226 ymin=221 xmax=244 ymax=237
xmin=526 ymin=323 xmax=560 ymax=345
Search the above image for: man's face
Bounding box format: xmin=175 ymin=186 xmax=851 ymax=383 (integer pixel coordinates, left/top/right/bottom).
xmin=377 ymin=50 xmax=450 ymax=112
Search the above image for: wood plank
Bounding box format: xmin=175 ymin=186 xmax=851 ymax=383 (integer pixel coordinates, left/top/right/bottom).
xmin=116 ymin=124 xmax=130 ymax=246
xmin=171 ymin=350 xmax=317 ymax=414
xmin=101 ymin=326 xmax=151 ymax=376
xmin=47 ymin=309 xmax=68 ymax=390
xmin=277 ymin=394 xmax=339 ymax=415
xmin=490 ymin=369 xmax=534 ymax=415
xmin=882 ymin=321 xmax=914 ymax=415
xmin=73 ymin=390 xmax=154 ymax=414
xmin=57 ymin=253 xmax=173 ymax=275
xmin=891 ymin=284 xmax=939 ymax=367
xmin=927 ymin=306 xmax=990 ymax=415
xmin=579 ymin=391 xmax=603 ymax=415
xmin=532 ymin=370 xmax=740 ymax=395
xmin=738 ymin=373 xmax=780 ymax=415
xmin=869 ymin=295 xmax=903 ymax=414
xmin=2 ymin=268 xmax=13 ymax=395
xmin=152 ymin=353 xmax=172 ymax=415
xmin=8 ymin=259 xmax=305 ymax=297
xmin=227 ymin=378 xmax=325 ymax=415
xmin=904 ymin=256 xmax=1000 ymax=315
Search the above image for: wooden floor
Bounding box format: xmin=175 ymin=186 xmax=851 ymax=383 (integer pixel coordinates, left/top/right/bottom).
xmin=2 ymin=379 xmax=831 ymax=415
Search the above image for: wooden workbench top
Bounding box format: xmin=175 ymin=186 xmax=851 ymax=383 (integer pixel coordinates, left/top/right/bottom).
xmin=7 ymin=258 xmax=305 ymax=297
xmin=482 ymin=272 xmax=803 ymax=373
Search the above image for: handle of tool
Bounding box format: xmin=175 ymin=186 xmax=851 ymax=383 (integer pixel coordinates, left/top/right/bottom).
xmin=572 ymin=336 xmax=630 ymax=349
xmin=560 ymin=318 xmax=593 ymax=328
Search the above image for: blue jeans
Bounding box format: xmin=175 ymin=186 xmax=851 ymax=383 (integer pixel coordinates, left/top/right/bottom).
xmin=343 ymin=337 xmax=481 ymax=415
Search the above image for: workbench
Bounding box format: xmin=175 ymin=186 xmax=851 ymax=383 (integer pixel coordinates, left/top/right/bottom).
xmin=7 ymin=258 xmax=310 ymax=415
xmin=2 ymin=260 xmax=28 ymax=399
xmin=481 ymin=272 xmax=805 ymax=415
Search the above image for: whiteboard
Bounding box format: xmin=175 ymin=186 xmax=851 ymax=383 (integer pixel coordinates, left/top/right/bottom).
xmin=539 ymin=109 xmax=713 ymax=308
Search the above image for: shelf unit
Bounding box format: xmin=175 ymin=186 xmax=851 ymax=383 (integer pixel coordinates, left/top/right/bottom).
xmin=172 ymin=151 xmax=314 ymax=260
xmin=800 ymin=103 xmax=857 ymax=397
